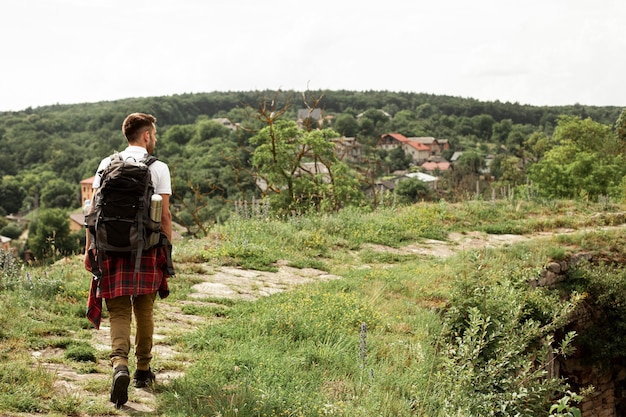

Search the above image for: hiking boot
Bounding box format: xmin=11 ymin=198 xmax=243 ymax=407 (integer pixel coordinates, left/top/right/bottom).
xmin=110 ymin=365 xmax=130 ymax=408
xmin=133 ymin=368 xmax=156 ymax=388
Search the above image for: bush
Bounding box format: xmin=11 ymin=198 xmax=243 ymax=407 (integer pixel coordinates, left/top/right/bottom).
xmin=0 ymin=223 xmax=22 ymax=239
xmin=64 ymin=342 xmax=97 ymax=362
xmin=415 ymin=266 xmax=581 ymax=416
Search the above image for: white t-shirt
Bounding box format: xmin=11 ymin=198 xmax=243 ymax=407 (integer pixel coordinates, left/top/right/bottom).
xmin=92 ymin=146 xmax=172 ymax=195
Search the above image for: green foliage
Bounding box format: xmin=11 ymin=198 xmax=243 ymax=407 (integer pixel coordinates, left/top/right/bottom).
xmin=64 ymin=342 xmax=97 ymax=362
xmin=251 ymin=119 xmax=364 ymax=214
xmin=0 ymin=175 xmax=25 ymax=214
xmin=566 ymin=262 xmax=626 ymax=365
xmin=333 ymin=113 xmax=359 ymax=136
xmin=265 ymin=287 xmax=382 ymax=341
xmin=549 ymin=391 xmax=583 ymax=417
xmin=529 ymin=116 xmax=626 ymax=199
xmin=27 ymin=208 xmax=81 ymax=260
xmin=40 ymin=178 xmax=78 ymax=209
xmin=395 ymin=177 xmax=433 ymax=203
xmin=0 ymin=362 xmax=55 ymax=413
xmin=0 ymin=222 xmax=22 ymax=239
xmin=0 ymin=199 xmax=622 ymax=415
xmin=416 ymin=265 xmax=581 ymax=416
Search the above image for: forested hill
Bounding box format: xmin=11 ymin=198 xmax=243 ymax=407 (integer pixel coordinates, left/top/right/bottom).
xmin=0 ymin=89 xmax=623 ymax=237
xmin=1 ymin=89 xmax=621 ymax=180
xmin=3 ymin=89 xmax=623 ymax=127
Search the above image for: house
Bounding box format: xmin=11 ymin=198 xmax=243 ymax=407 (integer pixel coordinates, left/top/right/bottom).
xmin=409 ymin=137 xmax=450 ymax=157
xmin=403 ymin=141 xmax=431 ymax=163
xmin=379 ymin=134 xmax=430 ymax=162
xmin=403 ymin=172 xmax=439 ymax=189
xmin=80 ymin=176 xmax=95 ymax=207
xmin=379 ymin=133 xmax=408 ymax=150
xmin=369 ymin=180 xmax=397 ymax=197
xmin=255 ymin=161 xmax=332 ymax=193
xmin=421 ymin=161 xmax=451 ymax=172
xmin=69 ymin=213 xmax=85 ymax=232
xmin=450 ymin=151 xmax=463 ymax=162
xmin=331 ymin=137 xmax=362 ymax=163
xmin=0 ymin=235 xmax=11 ymax=252
xmin=70 ymin=176 xmax=95 ymax=232
xmin=379 ymin=133 xmax=450 ymax=164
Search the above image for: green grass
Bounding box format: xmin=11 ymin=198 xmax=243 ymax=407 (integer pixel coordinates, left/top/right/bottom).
xmin=1 ymin=198 xmax=625 ymax=415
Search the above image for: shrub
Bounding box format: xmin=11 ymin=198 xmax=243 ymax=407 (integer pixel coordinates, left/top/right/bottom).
xmin=415 ymin=266 xmax=581 ymax=416
xmin=64 ymin=342 xmax=97 ymax=362
xmin=0 ymin=223 xmax=22 ymax=239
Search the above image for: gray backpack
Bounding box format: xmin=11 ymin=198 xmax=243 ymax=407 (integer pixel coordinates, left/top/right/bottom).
xmin=86 ymin=152 xmax=167 ymax=280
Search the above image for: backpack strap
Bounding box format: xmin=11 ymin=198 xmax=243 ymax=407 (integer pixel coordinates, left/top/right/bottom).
xmin=130 ymin=159 xmax=155 ymax=294
xmin=143 ymin=154 xmax=158 ymax=167
xmin=160 ymin=233 xmax=176 ymax=276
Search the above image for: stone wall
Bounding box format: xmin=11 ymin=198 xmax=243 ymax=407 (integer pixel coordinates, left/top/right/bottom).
xmin=533 ymin=253 xmax=626 ymax=417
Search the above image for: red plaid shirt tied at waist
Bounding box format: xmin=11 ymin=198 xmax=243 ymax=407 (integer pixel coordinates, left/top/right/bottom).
xmin=86 ymin=247 xmax=170 ymax=329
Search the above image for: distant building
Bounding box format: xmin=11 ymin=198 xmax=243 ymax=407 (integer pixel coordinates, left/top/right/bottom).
xmin=379 ymin=133 xmax=409 ymax=151
xmin=212 ymin=118 xmax=239 ymax=131
xmin=408 ymin=137 xmax=450 ymax=157
xmin=403 ymin=172 xmax=439 ymax=188
xmin=450 ymin=151 xmax=463 ymax=162
xmin=379 ymin=133 xmax=450 ymax=164
xmin=0 ymin=235 xmax=11 ymax=252
xmin=69 ymin=213 xmax=85 ymax=232
xmin=331 ymin=137 xmax=362 ymax=163
xmin=80 ymin=176 xmax=95 ymax=207
xmin=421 ymin=161 xmax=451 ymax=172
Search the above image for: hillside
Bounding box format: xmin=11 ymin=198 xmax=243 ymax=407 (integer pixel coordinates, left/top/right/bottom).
xmin=3 ymin=199 xmax=626 ymax=416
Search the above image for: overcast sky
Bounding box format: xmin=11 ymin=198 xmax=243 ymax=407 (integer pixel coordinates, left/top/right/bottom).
xmin=1 ymin=0 xmax=625 ymax=112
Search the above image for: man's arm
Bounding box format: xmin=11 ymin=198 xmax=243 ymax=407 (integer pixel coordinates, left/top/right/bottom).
xmin=83 ymin=197 xmax=95 ymax=271
xmin=160 ymin=194 xmax=172 ymax=242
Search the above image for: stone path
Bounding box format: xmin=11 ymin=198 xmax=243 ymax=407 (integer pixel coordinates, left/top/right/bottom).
xmin=32 ymin=261 xmax=342 ymax=416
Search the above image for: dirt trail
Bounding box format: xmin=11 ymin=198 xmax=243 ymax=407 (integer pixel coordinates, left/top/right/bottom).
xmin=29 ymin=225 xmax=622 ymax=415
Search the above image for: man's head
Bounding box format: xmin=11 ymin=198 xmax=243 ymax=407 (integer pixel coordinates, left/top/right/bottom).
xmin=122 ymin=113 xmax=157 ymax=154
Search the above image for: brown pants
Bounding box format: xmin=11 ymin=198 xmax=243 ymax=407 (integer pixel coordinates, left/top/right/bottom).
xmin=105 ymin=292 xmax=157 ymax=371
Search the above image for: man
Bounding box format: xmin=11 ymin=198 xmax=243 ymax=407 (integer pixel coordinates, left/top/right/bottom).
xmin=84 ymin=112 xmax=173 ymax=408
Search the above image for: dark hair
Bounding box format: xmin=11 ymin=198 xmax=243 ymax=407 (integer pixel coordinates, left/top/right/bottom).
xmin=122 ymin=113 xmax=157 ymax=143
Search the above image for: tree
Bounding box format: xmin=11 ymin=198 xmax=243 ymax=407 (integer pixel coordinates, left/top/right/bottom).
xmin=552 ymin=115 xmax=613 ymax=154
xmin=18 ymin=169 xmax=57 ymax=210
xmin=523 ymin=131 xmax=553 ymax=163
xmin=528 ymin=116 xmax=626 ymax=199
xmin=387 ymin=146 xmax=412 ymax=172
xmin=472 ymin=114 xmax=495 ymax=141
xmin=614 ymin=108 xmax=626 ymax=153
xmin=27 ymin=208 xmax=80 ymax=260
xmin=0 ymin=176 xmax=25 ymax=215
xmin=492 ymin=119 xmax=513 ymax=144
xmin=333 ymin=114 xmax=359 ymax=137
xmin=251 ymin=118 xmax=363 ymax=213
xmin=455 ymin=150 xmax=485 ymax=176
xmin=495 ymin=155 xmax=524 ymax=186
xmin=395 ymin=178 xmax=432 ymax=203
xmin=0 ymin=223 xmax=22 ymax=239
xmin=40 ymin=178 xmax=78 ymax=209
